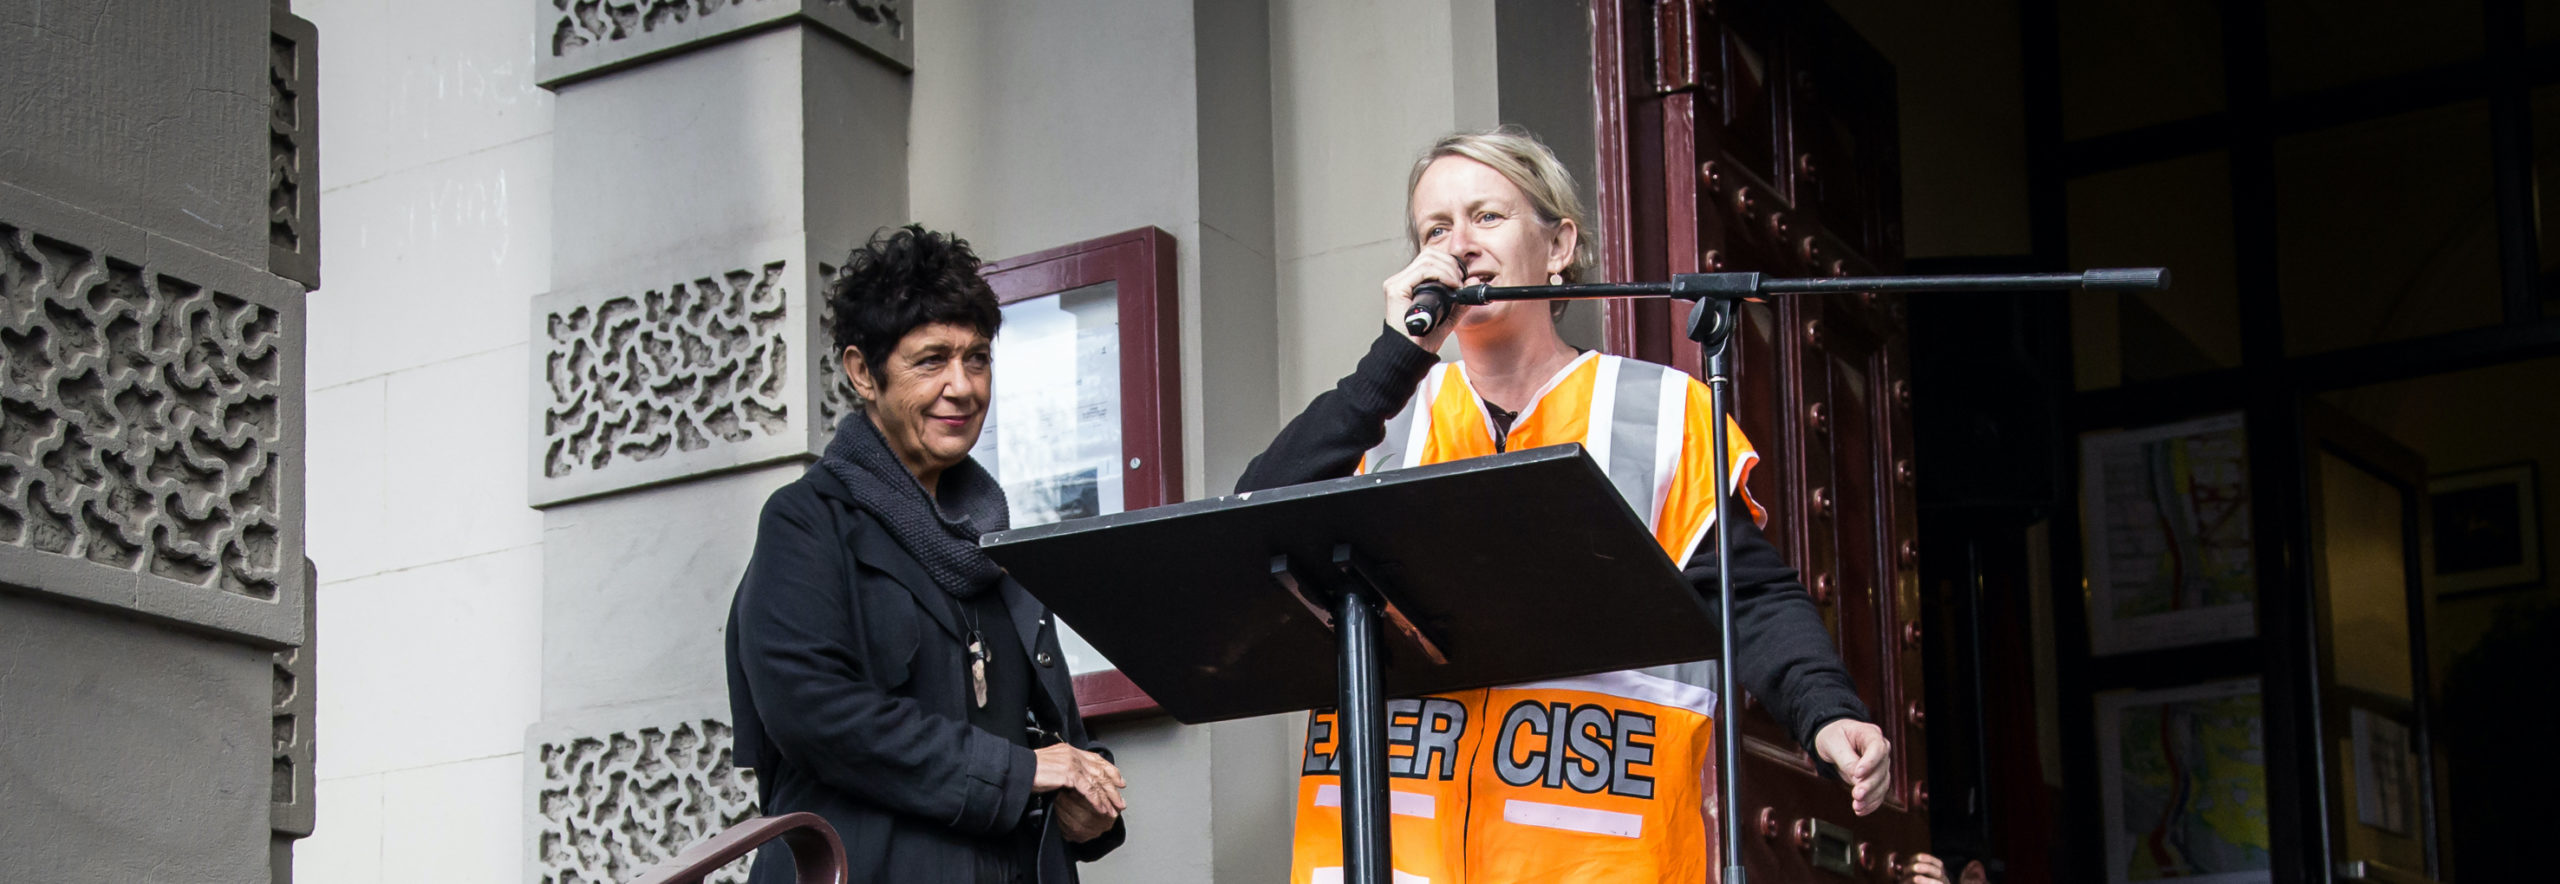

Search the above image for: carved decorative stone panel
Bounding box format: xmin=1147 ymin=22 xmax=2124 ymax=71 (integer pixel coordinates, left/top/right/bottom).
xmin=532 ymin=717 xmax=759 ymax=884
xmin=812 ymin=260 xmax=858 ymax=430
xmin=537 ymin=0 xmax=914 ymax=88
xmin=528 ymin=245 xmax=830 ymax=507
xmin=268 ymin=6 xmax=319 ymax=290
xmin=0 ymin=187 xmax=307 ymax=646
xmin=272 ymin=559 xmax=317 ymax=840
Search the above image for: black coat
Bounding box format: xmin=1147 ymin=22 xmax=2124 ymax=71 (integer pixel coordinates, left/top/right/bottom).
xmin=725 ymin=463 xmax=1125 ymax=884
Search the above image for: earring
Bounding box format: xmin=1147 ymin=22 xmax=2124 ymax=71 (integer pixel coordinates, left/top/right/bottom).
xmin=1549 ymin=272 xmax=1563 ymax=285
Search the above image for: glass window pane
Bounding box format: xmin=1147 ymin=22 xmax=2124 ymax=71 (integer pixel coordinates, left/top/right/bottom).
xmin=2078 ymin=414 xmax=2260 ymax=656
xmin=2267 ymin=0 xmax=2483 ymax=97
xmin=2093 ymin=680 xmax=2274 ymax=882
xmin=2069 ymin=152 xmax=2242 ymax=390
xmin=2060 ymin=0 xmax=2225 ymax=140
xmin=2530 ymin=84 xmax=2560 ymax=315
xmin=971 ymin=282 xmax=1122 ymax=676
xmin=972 ymin=281 xmax=1123 ymax=526
xmin=2316 ymin=451 xmax=2416 ymax=703
xmin=2277 ymin=101 xmax=2501 ymax=357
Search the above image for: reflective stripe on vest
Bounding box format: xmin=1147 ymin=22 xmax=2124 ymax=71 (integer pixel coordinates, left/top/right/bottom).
xmin=1359 ymin=353 xmax=1759 ymax=559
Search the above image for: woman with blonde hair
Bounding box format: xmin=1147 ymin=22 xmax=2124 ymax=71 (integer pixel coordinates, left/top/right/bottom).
xmin=1240 ymin=127 xmax=1888 ymax=884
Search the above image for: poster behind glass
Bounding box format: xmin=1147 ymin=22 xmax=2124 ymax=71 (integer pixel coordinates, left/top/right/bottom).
xmin=2095 ymin=678 xmax=2272 ymax=884
xmin=2081 ymin=412 xmax=2258 ymax=656
xmin=971 ymin=282 xmax=1120 ymax=674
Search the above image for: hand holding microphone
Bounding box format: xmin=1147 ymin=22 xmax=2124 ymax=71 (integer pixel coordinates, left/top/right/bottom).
xmin=1404 ymin=280 xmax=1456 ymax=336
xmin=1384 ymin=250 xmax=1469 ymax=348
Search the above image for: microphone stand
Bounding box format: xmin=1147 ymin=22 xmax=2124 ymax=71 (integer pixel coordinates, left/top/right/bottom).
xmin=1450 ymin=267 xmax=2168 ymax=884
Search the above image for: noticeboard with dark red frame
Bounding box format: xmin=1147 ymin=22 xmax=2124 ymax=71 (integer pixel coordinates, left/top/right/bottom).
xmin=976 ymin=226 xmax=1180 ymax=721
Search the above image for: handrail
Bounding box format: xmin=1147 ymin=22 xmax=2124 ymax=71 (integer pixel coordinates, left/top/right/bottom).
xmin=628 ymin=812 xmax=846 ymax=884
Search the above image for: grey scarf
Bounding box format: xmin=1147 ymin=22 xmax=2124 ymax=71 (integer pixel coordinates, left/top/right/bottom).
xmin=819 ymin=413 xmax=1010 ymax=599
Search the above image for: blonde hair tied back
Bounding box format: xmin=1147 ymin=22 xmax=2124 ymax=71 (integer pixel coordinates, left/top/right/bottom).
xmin=1404 ymin=125 xmax=1599 ymax=288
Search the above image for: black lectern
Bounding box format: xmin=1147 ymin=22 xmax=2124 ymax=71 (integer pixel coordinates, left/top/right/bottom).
xmin=981 ymin=445 xmax=1720 ymax=884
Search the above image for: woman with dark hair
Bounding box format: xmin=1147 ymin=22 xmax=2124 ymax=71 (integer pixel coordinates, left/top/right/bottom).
xmin=725 ymin=225 xmax=1127 ymax=884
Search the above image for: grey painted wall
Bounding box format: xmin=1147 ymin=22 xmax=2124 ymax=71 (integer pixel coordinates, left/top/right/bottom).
xmin=0 ymin=594 xmax=276 ymax=883
xmin=0 ymin=1 xmax=272 ymax=270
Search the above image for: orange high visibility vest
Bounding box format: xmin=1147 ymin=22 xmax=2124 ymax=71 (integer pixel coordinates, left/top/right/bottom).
xmin=1289 ymin=352 xmax=1761 ymax=884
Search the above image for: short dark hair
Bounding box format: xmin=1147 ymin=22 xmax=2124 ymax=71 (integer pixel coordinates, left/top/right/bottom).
xmin=827 ymin=224 xmax=1003 ymax=397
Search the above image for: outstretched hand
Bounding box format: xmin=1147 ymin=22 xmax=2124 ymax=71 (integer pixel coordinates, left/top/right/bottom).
xmin=1812 ymin=718 xmax=1892 ymax=816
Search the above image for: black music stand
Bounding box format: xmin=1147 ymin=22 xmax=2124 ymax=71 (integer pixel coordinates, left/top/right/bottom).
xmin=981 ymin=445 xmax=1720 ymax=884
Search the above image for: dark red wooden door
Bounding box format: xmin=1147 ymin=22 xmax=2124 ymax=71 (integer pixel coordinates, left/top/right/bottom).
xmin=1593 ymin=1 xmax=1928 ymax=879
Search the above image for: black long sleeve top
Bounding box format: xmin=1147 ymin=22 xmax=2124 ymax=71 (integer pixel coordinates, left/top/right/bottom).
xmin=1237 ymin=326 xmax=1872 ymax=756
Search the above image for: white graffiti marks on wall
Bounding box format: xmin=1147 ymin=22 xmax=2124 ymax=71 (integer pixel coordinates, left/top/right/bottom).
xmin=0 ymin=225 xmax=285 ymax=598
xmin=540 ymin=263 xmax=791 ymax=480
xmin=537 ymin=719 xmax=759 ymax=884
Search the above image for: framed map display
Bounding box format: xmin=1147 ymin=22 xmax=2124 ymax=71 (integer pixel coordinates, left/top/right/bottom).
xmin=2081 ymin=413 xmax=2259 ymax=656
xmin=2096 ymin=678 xmax=2272 ymax=884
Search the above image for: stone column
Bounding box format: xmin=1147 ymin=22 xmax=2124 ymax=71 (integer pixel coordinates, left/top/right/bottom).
xmin=520 ymin=3 xmax=911 ymax=882
xmin=0 ymin=1 xmax=318 ymax=882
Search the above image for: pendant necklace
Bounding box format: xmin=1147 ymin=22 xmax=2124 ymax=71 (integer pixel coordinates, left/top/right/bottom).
xmin=961 ymin=603 xmax=990 ymax=709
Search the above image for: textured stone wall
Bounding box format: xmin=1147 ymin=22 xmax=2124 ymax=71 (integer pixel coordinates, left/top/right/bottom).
xmin=531 ymin=715 xmax=758 ymax=884
xmin=1 ymin=225 xmax=284 ymax=592
xmin=267 ymin=7 xmax=320 ymax=290
xmin=0 ymin=186 xmax=306 ymax=645
xmin=538 ymin=261 xmax=793 ymax=480
xmin=528 ymin=248 xmax=828 ymax=506
xmin=273 ymin=560 xmax=318 ymax=842
xmin=0 ymin=3 xmax=314 ymax=881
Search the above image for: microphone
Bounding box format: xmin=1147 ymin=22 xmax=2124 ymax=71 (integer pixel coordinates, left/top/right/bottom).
xmin=1403 ymin=281 xmax=1455 ymax=336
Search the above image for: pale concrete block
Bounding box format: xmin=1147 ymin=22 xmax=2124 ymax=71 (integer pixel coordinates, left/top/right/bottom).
xmin=305 ymin=0 xmax=555 ymax=192
xmin=1210 ymin=713 xmax=1304 ymax=883
xmin=539 ymin=460 xmax=804 ymax=718
xmin=313 ymin=546 xmax=543 ymax=777
xmin=799 ymin=28 xmax=914 ymax=259
xmin=1193 ymin=0 xmax=1279 ymax=262
xmin=548 ymin=27 xmax=812 ymax=284
xmin=1192 ymin=223 xmax=1282 ymax=499
xmin=382 ymin=345 xmax=544 ymax=571
xmin=381 ymin=754 xmax=528 ymax=884
xmin=305 ymin=135 xmax=555 ymax=389
xmin=296 ymin=774 xmax=386 ymax=884
xmin=0 ymin=594 xmax=273 ymax=884
xmin=907 ymin=0 xmax=1198 ymax=261
xmin=1078 ymin=716 xmax=1215 ymax=883
xmin=1271 ymin=0 xmax=1469 ymax=261
xmin=305 ymin=378 xmax=391 ymax=581
xmin=1277 ymin=237 xmax=1413 ymax=412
